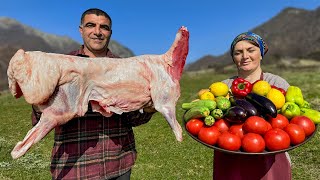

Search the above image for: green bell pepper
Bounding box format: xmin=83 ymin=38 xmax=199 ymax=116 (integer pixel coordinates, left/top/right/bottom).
xmin=300 ymin=108 xmax=320 ymax=124
xmin=300 ymin=100 xmax=311 ymax=109
xmin=285 ymin=86 xmax=304 ymax=107
xmin=281 ymin=102 xmax=301 ymax=119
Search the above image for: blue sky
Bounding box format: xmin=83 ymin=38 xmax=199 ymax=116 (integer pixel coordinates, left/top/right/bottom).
xmin=1 ymin=0 xmax=319 ymax=64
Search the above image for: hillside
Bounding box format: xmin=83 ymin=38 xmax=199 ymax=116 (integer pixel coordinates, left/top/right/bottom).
xmin=0 ymin=17 xmax=134 ymax=91
xmin=187 ymin=7 xmax=320 ymax=71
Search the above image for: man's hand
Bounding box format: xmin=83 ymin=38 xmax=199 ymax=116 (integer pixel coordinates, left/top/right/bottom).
xmin=142 ymin=102 xmax=157 ymax=113
xmin=143 ymin=107 xmax=157 ymax=113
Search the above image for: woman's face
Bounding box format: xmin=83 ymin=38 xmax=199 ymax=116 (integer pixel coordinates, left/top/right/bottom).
xmin=232 ymin=40 xmax=262 ymax=72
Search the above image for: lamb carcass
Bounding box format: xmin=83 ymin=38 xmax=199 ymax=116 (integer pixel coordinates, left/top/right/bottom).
xmin=8 ymin=26 xmax=189 ymax=159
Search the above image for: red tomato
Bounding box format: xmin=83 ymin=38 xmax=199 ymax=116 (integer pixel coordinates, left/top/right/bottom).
xmin=264 ymin=128 xmax=290 ymax=151
xmin=266 ymin=121 xmax=272 ymax=131
xmin=198 ymin=126 xmax=221 ymax=145
xmin=290 ymin=116 xmax=316 ymax=136
xmin=217 ymin=131 xmax=241 ymax=151
xmin=268 ymin=114 xmax=289 ymax=129
xmin=214 ymin=119 xmax=230 ymax=133
xmin=229 ymin=124 xmax=244 ymax=139
xmin=186 ymin=119 xmax=204 ymax=136
xmin=241 ymin=133 xmax=265 ymax=153
xmin=243 ymin=116 xmax=269 ymax=135
xmin=284 ymin=124 xmax=306 ymax=145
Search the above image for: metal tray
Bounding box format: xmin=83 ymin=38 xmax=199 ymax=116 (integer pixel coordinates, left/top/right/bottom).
xmin=184 ymin=119 xmax=318 ymax=155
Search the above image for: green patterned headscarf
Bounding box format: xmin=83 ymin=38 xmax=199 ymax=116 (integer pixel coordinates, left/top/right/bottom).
xmin=230 ymin=32 xmax=268 ymax=58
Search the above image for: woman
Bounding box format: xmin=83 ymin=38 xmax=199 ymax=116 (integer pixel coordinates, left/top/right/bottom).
xmin=214 ymin=32 xmax=291 ymax=180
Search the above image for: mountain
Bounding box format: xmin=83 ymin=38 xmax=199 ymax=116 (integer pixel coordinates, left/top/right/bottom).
xmin=0 ymin=17 xmax=134 ymax=91
xmin=186 ymin=7 xmax=320 ymax=71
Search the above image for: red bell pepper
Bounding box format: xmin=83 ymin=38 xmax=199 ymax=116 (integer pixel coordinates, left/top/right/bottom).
xmin=271 ymin=85 xmax=286 ymax=96
xmin=231 ymin=78 xmax=253 ymax=98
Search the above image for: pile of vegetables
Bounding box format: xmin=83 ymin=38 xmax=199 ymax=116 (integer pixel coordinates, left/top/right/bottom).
xmin=182 ymin=78 xmax=319 ymax=153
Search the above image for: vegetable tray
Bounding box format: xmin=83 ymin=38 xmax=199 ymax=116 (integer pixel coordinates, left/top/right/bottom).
xmin=183 ymin=120 xmax=318 ymax=155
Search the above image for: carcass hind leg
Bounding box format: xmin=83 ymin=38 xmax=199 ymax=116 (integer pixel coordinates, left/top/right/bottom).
xmin=11 ymin=115 xmax=57 ymax=159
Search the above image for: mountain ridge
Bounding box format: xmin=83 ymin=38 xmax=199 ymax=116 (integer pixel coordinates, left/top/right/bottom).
xmin=186 ymin=7 xmax=320 ymax=71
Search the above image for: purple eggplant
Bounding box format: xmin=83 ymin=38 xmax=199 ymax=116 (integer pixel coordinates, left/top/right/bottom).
xmin=234 ymin=98 xmax=259 ymax=117
xmin=245 ymin=93 xmax=277 ymax=118
xmin=224 ymin=106 xmax=247 ymax=123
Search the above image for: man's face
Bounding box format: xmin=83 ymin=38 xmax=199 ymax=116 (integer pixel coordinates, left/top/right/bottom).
xmin=79 ymin=14 xmax=112 ymax=55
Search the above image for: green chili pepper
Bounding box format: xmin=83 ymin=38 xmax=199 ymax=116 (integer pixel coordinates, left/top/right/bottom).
xmin=281 ymin=102 xmax=301 ymax=119
xmin=300 ymin=108 xmax=320 ymax=124
xmin=285 ymin=86 xmax=304 ymax=107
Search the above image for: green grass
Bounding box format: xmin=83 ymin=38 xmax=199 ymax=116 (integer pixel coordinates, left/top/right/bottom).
xmin=0 ymin=67 xmax=320 ymax=179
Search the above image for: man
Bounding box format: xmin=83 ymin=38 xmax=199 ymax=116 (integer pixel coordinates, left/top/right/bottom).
xmin=32 ymin=8 xmax=155 ymax=179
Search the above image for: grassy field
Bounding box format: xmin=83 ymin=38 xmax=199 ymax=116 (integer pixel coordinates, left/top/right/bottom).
xmin=0 ymin=67 xmax=319 ymax=179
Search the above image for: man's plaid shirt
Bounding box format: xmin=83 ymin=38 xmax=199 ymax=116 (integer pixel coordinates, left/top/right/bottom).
xmin=31 ymin=47 xmax=154 ymax=179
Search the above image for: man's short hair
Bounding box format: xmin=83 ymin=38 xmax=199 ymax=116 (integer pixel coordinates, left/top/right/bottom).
xmin=80 ymin=8 xmax=112 ymax=27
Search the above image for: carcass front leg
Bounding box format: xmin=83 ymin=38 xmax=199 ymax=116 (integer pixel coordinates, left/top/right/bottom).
xmin=156 ymin=104 xmax=183 ymax=142
xmin=152 ymin=81 xmax=183 ymax=142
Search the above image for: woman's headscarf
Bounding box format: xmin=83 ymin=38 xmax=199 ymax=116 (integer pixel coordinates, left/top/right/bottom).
xmin=230 ymin=32 xmax=268 ymax=58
